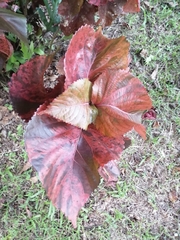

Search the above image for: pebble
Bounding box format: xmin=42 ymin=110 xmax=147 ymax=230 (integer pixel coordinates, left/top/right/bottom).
xmin=1 ymin=129 xmax=7 ymax=138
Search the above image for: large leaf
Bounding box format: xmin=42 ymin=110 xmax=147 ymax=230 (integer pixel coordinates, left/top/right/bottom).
xmin=59 ymin=1 xmax=97 ymax=36
xmin=9 ymin=55 xmax=65 ymax=121
xmin=64 ymin=25 xmax=130 ymax=89
xmin=0 ymin=33 xmax=13 ymax=71
xmin=24 ymin=112 xmax=127 ymax=225
xmin=0 ymin=8 xmax=27 ymax=43
xmin=25 ymin=114 xmax=100 ymax=227
xmin=41 ymin=78 xmax=98 ymax=130
xmin=91 ymin=69 xmax=152 ymax=139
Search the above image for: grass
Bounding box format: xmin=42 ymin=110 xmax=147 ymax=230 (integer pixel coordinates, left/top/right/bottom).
xmin=0 ymin=1 xmax=180 ymax=239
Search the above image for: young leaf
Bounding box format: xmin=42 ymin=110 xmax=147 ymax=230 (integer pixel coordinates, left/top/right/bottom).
xmin=0 ymin=8 xmax=27 ymax=44
xmin=41 ymin=78 xmax=98 ymax=130
xmin=25 ymin=114 xmax=100 ymax=227
xmin=91 ymin=69 xmax=152 ymax=139
xmin=64 ymin=25 xmax=130 ymax=88
xmin=89 ymin=34 xmax=130 ymax=81
xmin=0 ymin=33 xmax=13 ymax=71
xmin=9 ymin=55 xmax=65 ymax=121
xmin=64 ymin=25 xmax=97 ymax=88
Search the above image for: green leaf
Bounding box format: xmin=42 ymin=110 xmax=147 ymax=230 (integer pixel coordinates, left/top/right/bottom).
xmin=34 ymin=47 xmax=45 ymax=55
xmin=0 ymin=8 xmax=28 ymax=44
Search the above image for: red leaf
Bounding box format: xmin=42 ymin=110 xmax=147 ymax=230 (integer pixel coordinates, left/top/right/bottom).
xmin=58 ymin=0 xmax=84 ymax=17
xmin=89 ymin=0 xmax=140 ymax=27
xmin=90 ymin=0 xmax=126 ymax=26
xmin=89 ymin=34 xmax=130 ymax=81
xmin=59 ymin=1 xmax=97 ymax=36
xmin=41 ymin=78 xmax=98 ymax=130
xmin=9 ymin=55 xmax=65 ymax=121
xmin=24 ymin=113 xmax=127 ymax=225
xmin=58 ymin=0 xmax=140 ymax=35
xmin=84 ymin=124 xmax=126 ymax=166
xmin=64 ymin=25 xmax=130 ymax=88
xmin=89 ymin=0 xmax=110 ymax=5
xmin=25 ymin=114 xmax=100 ymax=227
xmin=56 ymin=56 xmax=65 ymax=75
xmin=123 ymin=0 xmax=140 ymax=13
xmin=91 ymin=69 xmax=152 ymax=139
xmin=142 ymin=107 xmax=157 ymax=120
xmin=64 ymin=25 xmax=97 ymax=88
xmin=0 ymin=33 xmax=13 ymax=71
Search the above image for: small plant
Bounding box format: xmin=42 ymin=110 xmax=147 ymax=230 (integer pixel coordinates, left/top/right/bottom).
xmin=6 ymin=39 xmax=45 ymax=73
xmin=36 ymin=0 xmax=61 ymax=32
xmin=0 ymin=0 xmax=27 ymax=72
xmin=9 ymin=25 xmax=152 ymax=227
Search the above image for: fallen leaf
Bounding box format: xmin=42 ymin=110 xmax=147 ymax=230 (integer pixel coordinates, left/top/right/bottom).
xmin=0 ymin=198 xmax=5 ymax=209
xmin=151 ymin=64 xmax=159 ymax=80
xmin=144 ymin=1 xmax=154 ymax=11
xmin=169 ymin=190 xmax=178 ymax=203
xmin=26 ymin=207 xmax=32 ymax=218
xmin=172 ymin=166 xmax=180 ymax=174
xmin=30 ymin=176 xmax=38 ymax=184
xmin=165 ymin=2 xmax=178 ymax=8
xmin=19 ymin=161 xmax=32 ymax=174
xmin=140 ymin=49 xmax=148 ymax=59
xmin=98 ymin=160 xmax=120 ymax=184
xmin=153 ymin=121 xmax=160 ymax=128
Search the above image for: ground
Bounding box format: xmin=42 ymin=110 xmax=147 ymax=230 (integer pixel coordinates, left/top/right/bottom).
xmin=0 ymin=1 xmax=180 ymax=239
